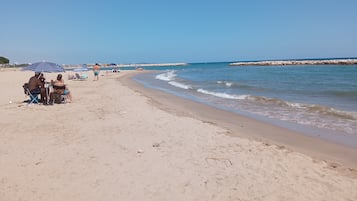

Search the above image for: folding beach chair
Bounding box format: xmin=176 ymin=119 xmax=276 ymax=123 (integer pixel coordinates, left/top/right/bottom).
xmin=74 ymin=73 xmax=88 ymax=81
xmin=23 ymin=83 xmax=40 ymax=104
xmin=52 ymin=85 xmax=68 ymax=104
xmin=75 ymin=73 xmax=81 ymax=80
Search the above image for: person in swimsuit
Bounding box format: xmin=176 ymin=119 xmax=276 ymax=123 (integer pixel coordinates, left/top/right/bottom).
xmin=49 ymin=74 xmax=72 ymax=104
xmin=93 ymin=63 xmax=101 ymax=81
xmin=28 ymin=72 xmax=48 ymax=104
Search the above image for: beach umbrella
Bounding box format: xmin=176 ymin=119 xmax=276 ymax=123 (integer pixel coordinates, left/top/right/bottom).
xmin=22 ymin=61 xmax=65 ymax=73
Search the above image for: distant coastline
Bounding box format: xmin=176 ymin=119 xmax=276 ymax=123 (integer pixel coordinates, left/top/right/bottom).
xmin=115 ymin=63 xmax=187 ymax=67
xmin=63 ymin=62 xmax=187 ymax=70
xmin=229 ymin=58 xmax=357 ymax=66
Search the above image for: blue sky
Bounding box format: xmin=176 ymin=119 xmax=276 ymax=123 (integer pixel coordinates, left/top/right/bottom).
xmin=1 ymin=0 xmax=357 ymax=64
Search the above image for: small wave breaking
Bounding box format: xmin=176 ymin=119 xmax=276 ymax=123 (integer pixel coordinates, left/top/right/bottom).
xmin=248 ymin=96 xmax=357 ymax=121
xmin=197 ymin=89 xmax=248 ymax=100
xmin=168 ymin=81 xmax=193 ymax=90
xmin=155 ymin=70 xmax=177 ymax=81
xmin=217 ymin=80 xmax=234 ymax=87
xmin=305 ymin=105 xmax=357 ymax=120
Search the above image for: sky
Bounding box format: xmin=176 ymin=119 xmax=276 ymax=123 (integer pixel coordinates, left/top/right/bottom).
xmin=1 ymin=0 xmax=357 ymax=64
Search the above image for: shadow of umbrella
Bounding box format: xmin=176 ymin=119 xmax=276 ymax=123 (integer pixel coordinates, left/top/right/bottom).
xmin=22 ymin=61 xmax=65 ymax=73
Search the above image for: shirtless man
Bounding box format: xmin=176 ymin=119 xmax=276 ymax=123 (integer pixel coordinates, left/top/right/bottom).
xmin=28 ymin=72 xmax=47 ymax=103
xmin=93 ymin=63 xmax=101 ymax=81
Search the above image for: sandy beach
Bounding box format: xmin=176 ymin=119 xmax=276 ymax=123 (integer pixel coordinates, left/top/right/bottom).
xmin=1 ymin=69 xmax=356 ymax=201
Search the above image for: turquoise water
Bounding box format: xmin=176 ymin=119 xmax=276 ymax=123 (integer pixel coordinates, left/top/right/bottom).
xmin=132 ymin=62 xmax=357 ymax=146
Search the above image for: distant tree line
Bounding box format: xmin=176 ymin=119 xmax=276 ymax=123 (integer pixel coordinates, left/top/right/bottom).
xmin=0 ymin=56 xmax=9 ymax=64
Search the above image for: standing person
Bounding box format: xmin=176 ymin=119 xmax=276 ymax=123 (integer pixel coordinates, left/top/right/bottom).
xmin=93 ymin=63 xmax=101 ymax=81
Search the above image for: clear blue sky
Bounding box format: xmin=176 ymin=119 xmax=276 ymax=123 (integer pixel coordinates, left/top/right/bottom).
xmin=1 ymin=0 xmax=357 ymax=64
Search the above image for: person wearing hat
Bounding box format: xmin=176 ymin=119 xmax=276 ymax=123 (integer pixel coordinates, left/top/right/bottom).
xmin=28 ymin=72 xmax=47 ymax=104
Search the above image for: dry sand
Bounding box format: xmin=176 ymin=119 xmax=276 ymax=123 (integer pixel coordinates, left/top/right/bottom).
xmin=0 ymin=69 xmax=356 ymax=201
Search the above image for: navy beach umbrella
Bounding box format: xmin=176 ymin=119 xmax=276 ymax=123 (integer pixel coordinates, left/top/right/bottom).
xmin=22 ymin=61 xmax=65 ymax=73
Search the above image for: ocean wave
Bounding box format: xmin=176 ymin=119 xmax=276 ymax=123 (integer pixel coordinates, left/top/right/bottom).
xmin=248 ymin=95 xmax=357 ymax=121
xmin=168 ymin=81 xmax=193 ymax=90
xmin=323 ymin=90 xmax=357 ymax=98
xmin=196 ymin=89 xmax=248 ymax=100
xmin=155 ymin=70 xmax=177 ymax=81
xmin=217 ymin=80 xmax=233 ymax=87
xmin=216 ymin=80 xmax=268 ymax=91
xmin=247 ymin=96 xmax=290 ymax=107
xmin=305 ymin=105 xmax=357 ymax=120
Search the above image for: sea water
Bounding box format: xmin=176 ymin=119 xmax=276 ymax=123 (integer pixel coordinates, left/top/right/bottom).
xmin=132 ymin=62 xmax=357 ymax=147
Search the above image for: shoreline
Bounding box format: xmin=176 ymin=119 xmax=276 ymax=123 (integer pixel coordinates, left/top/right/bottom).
xmin=120 ymin=71 xmax=357 ymax=170
xmin=1 ymin=70 xmax=356 ymax=200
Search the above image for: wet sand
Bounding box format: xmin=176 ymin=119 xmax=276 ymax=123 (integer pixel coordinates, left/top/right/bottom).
xmin=121 ymin=71 xmax=357 ymax=169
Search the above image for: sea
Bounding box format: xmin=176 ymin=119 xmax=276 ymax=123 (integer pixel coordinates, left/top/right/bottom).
xmin=119 ymin=61 xmax=357 ymax=147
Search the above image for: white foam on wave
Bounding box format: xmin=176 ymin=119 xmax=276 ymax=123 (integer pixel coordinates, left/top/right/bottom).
xmin=286 ymin=102 xmax=306 ymax=109
xmin=226 ymin=82 xmax=233 ymax=87
xmin=168 ymin=81 xmax=192 ymax=90
xmin=285 ymin=101 xmax=357 ymax=120
xmin=248 ymin=95 xmax=357 ymax=121
xmin=217 ymin=80 xmax=233 ymax=87
xmin=155 ymin=70 xmax=177 ymax=81
xmin=197 ymin=88 xmax=248 ymax=100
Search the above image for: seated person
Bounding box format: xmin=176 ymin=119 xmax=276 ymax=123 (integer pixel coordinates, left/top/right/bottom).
xmin=28 ymin=72 xmax=47 ymax=103
xmin=49 ymin=74 xmax=72 ymax=104
xmin=75 ymin=73 xmax=88 ymax=80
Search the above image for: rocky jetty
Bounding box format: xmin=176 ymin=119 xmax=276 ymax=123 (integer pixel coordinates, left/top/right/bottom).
xmin=229 ymin=59 xmax=357 ymax=66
